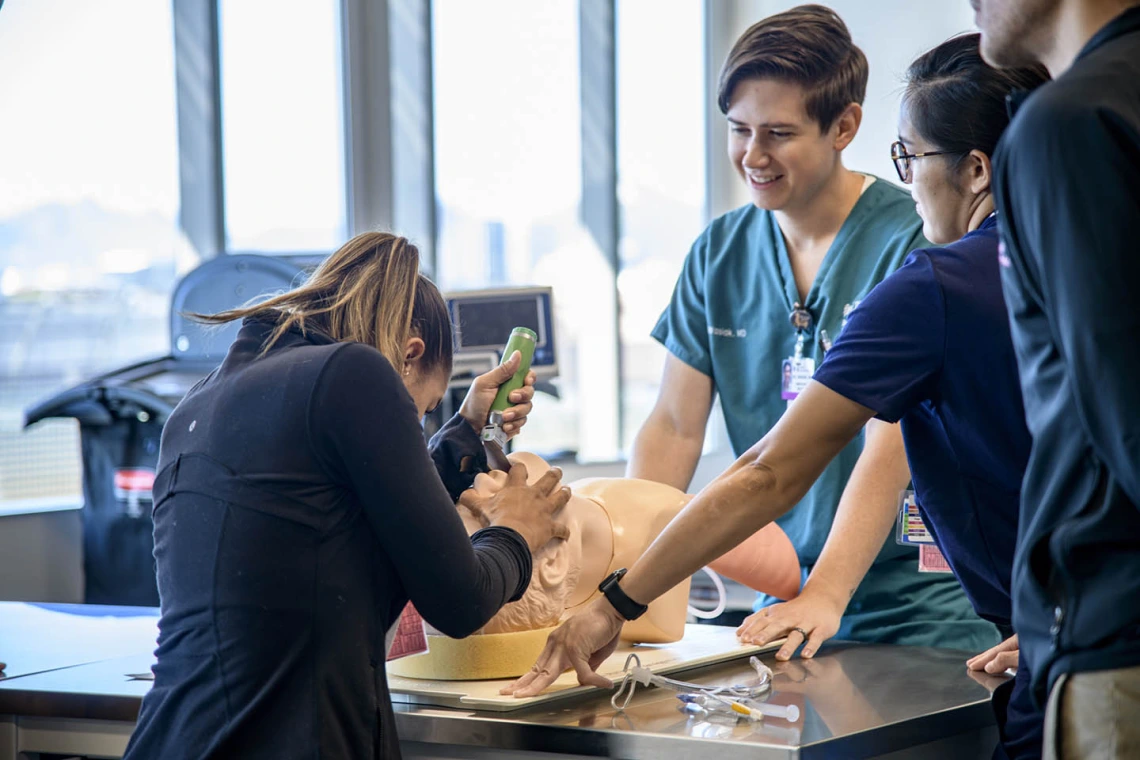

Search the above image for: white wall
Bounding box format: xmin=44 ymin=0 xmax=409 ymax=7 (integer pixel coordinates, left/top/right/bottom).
xmin=707 ymin=0 xmax=977 ymax=216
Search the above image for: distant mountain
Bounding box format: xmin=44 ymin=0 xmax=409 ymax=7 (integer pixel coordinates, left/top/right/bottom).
xmin=0 ymin=200 xmax=198 ymax=280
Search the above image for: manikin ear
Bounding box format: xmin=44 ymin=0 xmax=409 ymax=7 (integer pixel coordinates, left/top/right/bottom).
xmin=831 ymin=102 xmax=863 ymax=152
xmin=963 ymin=149 xmax=993 ymax=196
xmin=535 ymin=536 xmax=572 ymax=591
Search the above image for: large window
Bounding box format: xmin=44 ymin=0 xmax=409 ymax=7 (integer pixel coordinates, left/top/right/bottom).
xmin=616 ymin=0 xmax=708 ymax=452
xmin=433 ymin=0 xmax=620 ymax=461
xmin=0 ymin=0 xmax=193 ymax=506
xmin=433 ymin=0 xmax=712 ymax=462
xmin=219 ymin=0 xmax=346 ymax=253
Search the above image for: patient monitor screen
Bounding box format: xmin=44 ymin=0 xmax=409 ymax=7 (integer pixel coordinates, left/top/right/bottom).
xmin=456 ymin=298 xmax=543 ymax=350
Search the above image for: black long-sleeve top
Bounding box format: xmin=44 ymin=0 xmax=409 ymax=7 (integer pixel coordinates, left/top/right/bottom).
xmin=993 ymin=6 xmax=1140 ymax=706
xmin=122 ymin=317 xmax=531 ymax=759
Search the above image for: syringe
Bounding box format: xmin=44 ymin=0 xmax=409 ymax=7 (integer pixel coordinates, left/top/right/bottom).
xmin=676 ymin=693 xmax=737 ymax=715
xmin=729 ymin=699 xmax=800 ymax=723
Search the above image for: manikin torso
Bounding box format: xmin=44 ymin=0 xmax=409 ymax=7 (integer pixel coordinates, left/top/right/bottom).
xmin=389 ymin=452 xmax=800 ymax=681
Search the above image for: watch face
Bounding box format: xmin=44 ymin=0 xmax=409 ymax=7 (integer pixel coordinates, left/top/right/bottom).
xmin=600 ymin=568 xmax=646 ymax=621
xmin=600 ymin=568 xmax=626 ymax=591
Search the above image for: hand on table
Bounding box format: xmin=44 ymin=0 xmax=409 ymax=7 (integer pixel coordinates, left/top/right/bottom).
xmin=459 ymin=351 xmax=537 ymax=438
xmin=967 ymin=634 xmax=1018 ymax=675
xmin=500 ymin=597 xmax=625 ymax=697
xmin=736 ymin=589 xmax=844 ymax=661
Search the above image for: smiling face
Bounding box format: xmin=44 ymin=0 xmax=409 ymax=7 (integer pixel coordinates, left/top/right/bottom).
xmin=726 ymin=77 xmax=855 ymax=215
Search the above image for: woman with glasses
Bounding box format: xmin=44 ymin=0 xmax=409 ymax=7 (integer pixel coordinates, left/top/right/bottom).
xmin=507 ymin=33 xmax=1048 ymax=760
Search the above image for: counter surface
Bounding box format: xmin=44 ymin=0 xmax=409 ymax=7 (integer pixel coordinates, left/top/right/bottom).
xmin=0 ymin=602 xmax=1007 ymax=759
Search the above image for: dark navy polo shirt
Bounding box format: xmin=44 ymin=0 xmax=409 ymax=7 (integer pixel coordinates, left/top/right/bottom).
xmin=813 ymin=216 xmax=1031 ymax=626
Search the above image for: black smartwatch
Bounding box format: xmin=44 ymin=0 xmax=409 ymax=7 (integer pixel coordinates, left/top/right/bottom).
xmin=598 ymin=568 xmax=648 ymax=621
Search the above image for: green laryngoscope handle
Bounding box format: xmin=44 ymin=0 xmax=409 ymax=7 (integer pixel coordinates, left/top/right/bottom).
xmin=490 ymin=327 xmax=538 ymax=413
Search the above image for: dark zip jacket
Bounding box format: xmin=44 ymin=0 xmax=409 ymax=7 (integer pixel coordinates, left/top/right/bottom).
xmin=993 ymin=5 xmax=1140 ymax=706
xmin=123 ymin=317 xmax=531 ymax=758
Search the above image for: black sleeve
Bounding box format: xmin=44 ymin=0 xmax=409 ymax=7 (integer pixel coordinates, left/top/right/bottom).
xmin=307 ymin=344 xmax=531 ymax=637
xmin=428 ymin=414 xmax=489 ymax=503
xmin=1003 ymin=102 xmax=1140 ymax=506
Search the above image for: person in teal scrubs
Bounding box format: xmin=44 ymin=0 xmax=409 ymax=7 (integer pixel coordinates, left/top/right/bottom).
xmin=628 ymin=5 xmax=998 ymax=651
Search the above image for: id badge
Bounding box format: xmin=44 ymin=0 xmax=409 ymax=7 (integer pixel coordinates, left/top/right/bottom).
xmin=918 ymin=544 xmax=953 ymax=573
xmin=386 ymin=602 xmax=428 ymax=661
xmin=780 ymin=356 xmax=816 ymax=401
xmin=895 ymin=490 xmax=934 ymax=545
xmin=896 ymin=491 xmax=954 ymax=573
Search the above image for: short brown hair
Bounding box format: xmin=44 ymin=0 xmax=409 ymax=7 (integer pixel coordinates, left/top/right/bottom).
xmin=192 ymin=232 xmax=453 ymax=377
xmin=717 ymin=4 xmax=868 ymax=133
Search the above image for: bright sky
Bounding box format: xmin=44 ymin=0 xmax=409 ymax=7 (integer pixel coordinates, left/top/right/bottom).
xmin=0 ymin=0 xmax=180 ymax=219
xmin=432 ymin=0 xmax=583 ymax=221
xmin=0 ymin=0 xmax=344 ymax=251
xmin=219 ymin=0 xmax=344 ymax=250
xmin=432 ymin=0 xmax=705 ymax=221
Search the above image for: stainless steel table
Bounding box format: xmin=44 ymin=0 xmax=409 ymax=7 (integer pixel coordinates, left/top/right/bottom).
xmin=0 ymin=603 xmax=1007 ymax=759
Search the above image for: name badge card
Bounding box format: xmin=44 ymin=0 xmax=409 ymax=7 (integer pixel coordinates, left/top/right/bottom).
xmin=780 ymin=356 xmax=816 ymax=401
xmin=386 ymin=602 xmax=428 ymax=661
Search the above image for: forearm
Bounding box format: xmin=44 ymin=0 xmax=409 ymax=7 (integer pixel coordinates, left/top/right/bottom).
xmin=620 ymin=382 xmax=873 ymax=606
xmin=802 ymin=420 xmax=910 ymax=609
xmin=420 ymin=527 xmax=532 ymax=638
xmin=626 ymin=413 xmax=704 ymax=490
xmin=623 ymin=457 xmax=793 ymax=603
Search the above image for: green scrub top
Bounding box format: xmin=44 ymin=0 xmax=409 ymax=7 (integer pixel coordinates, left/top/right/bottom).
xmin=652 ymin=177 xmax=999 ymax=651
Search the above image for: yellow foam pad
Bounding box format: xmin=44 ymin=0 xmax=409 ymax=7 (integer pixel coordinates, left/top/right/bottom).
xmin=387 ymin=626 xmax=556 ymax=681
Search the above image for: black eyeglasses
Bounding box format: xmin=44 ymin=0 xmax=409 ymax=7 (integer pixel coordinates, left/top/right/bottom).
xmin=890 ymin=140 xmax=959 ymax=183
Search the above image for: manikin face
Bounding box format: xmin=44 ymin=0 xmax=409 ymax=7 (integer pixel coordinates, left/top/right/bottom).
xmin=458 ymin=453 xmax=695 ymax=637
xmin=972 ymin=0 xmax=1061 ymax=68
xmin=726 ymin=77 xmax=854 ymax=214
xmin=459 ymin=456 xmax=585 ymax=634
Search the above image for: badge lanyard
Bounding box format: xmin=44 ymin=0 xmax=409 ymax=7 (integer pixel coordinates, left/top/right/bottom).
xmin=781 ymin=303 xmax=816 ymax=403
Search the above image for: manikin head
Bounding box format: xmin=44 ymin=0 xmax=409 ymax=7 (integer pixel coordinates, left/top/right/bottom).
xmin=458 ymin=452 xmax=693 ymax=635
xmin=459 ymin=454 xmax=594 ymax=634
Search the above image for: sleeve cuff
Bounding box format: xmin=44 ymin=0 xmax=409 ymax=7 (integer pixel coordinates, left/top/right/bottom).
xmin=471 ymin=526 xmax=533 ymax=602
xmin=650 ymin=329 xmax=712 ymax=377
xmin=812 ymin=372 xmax=899 ymax=424
xmin=428 ymin=414 xmax=489 ymax=502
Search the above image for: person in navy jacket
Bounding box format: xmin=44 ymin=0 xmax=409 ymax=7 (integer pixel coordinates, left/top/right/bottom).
xmin=977 ymin=0 xmax=1140 ymax=755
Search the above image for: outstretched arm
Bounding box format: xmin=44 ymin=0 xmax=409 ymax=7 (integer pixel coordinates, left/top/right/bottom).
xmin=504 ymin=381 xmax=875 ymax=696
xmin=736 ymin=419 xmax=909 ymax=659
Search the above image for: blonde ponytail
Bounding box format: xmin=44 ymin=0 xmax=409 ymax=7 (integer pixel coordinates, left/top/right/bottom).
xmin=191 ymin=232 xmax=453 ymax=376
